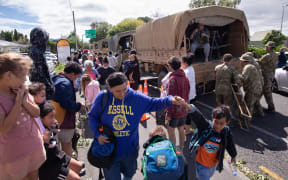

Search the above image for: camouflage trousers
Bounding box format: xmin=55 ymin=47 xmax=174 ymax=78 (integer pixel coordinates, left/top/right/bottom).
xmin=216 ymin=93 xmax=233 ymax=109
xmin=262 ymin=73 xmax=275 ymax=110
xmin=244 ymin=91 xmax=262 ymax=116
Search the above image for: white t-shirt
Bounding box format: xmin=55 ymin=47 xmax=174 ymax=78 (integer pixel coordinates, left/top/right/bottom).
xmin=107 ymin=56 xmax=117 ymax=68
xmin=184 ymin=66 xmax=196 ymax=100
xmin=160 ymin=72 xmax=172 ymax=97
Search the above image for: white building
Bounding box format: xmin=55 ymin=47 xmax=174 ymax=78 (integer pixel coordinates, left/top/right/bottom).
xmin=0 ymin=40 xmax=29 ymax=53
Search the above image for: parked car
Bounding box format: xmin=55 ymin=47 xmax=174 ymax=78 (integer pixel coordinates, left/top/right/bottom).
xmin=45 ymin=53 xmax=57 ymax=63
xmin=273 ymin=64 xmax=288 ymax=93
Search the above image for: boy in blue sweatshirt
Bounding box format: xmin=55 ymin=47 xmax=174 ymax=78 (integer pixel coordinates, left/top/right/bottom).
xmin=88 ymin=72 xmax=186 ymax=180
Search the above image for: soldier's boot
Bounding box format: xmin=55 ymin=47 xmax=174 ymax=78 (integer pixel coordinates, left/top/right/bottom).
xmin=264 ymin=92 xmax=275 ymax=113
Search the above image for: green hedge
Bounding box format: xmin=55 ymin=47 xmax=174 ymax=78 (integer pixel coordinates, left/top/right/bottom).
xmin=54 ymin=63 xmax=65 ymax=74
xmin=248 ymin=46 xmax=266 ymax=58
xmin=248 ymin=45 xmax=283 ymax=58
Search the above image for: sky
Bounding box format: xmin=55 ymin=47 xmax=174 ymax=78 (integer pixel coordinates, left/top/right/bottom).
xmin=0 ymin=0 xmax=288 ymax=42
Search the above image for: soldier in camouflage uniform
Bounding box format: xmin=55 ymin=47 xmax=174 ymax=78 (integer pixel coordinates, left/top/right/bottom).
xmin=239 ymin=54 xmax=263 ymax=121
xmin=215 ymin=53 xmax=241 ymax=109
xmin=257 ymin=41 xmax=278 ymax=112
xmin=244 ymin=52 xmax=264 ymax=117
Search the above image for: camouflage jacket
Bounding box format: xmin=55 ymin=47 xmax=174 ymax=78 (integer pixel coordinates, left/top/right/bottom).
xmin=215 ymin=63 xmax=241 ymax=95
xmin=251 ymin=59 xmax=264 ymax=86
xmin=257 ymin=52 xmax=278 ymax=75
xmin=240 ymin=64 xmax=263 ymax=95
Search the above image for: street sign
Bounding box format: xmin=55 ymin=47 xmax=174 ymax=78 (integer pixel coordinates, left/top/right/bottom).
xmin=85 ymin=30 xmax=96 ymax=38
xmin=57 ymin=39 xmax=70 ymax=63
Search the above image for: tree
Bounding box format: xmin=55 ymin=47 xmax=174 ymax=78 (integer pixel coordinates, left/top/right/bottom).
xmin=13 ymin=29 xmax=19 ymax=41
xmin=0 ymin=30 xmax=29 ymax=43
xmin=189 ymin=0 xmax=241 ymax=8
xmin=89 ymin=21 xmax=112 ymax=43
xmin=2 ymin=31 xmax=13 ymax=42
xmin=67 ymin=32 xmax=82 ymax=49
xmin=137 ymin=16 xmax=153 ymax=23
xmin=107 ymin=19 xmax=144 ymax=37
xmin=189 ymin=0 xmax=215 ymax=8
xmin=47 ymin=40 xmax=57 ymax=52
xmin=262 ymin=30 xmax=287 ymax=47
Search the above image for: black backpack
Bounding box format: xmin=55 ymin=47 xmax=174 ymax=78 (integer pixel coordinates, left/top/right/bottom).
xmin=87 ymin=90 xmax=116 ymax=179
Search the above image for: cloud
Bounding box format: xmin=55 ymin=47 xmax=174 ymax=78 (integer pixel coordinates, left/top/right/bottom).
xmin=74 ymin=3 xmax=107 ymax=12
xmin=76 ymin=16 xmax=105 ymax=26
xmin=1 ymin=0 xmax=288 ymax=42
xmin=238 ymin=0 xmax=288 ymax=35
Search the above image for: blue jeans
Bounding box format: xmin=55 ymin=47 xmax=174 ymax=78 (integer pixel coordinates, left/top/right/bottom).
xmin=196 ymin=162 xmax=217 ymax=180
xmin=103 ymin=151 xmax=138 ymax=180
xmin=76 ymin=77 xmax=81 ymax=94
xmin=191 ymin=42 xmax=210 ymax=58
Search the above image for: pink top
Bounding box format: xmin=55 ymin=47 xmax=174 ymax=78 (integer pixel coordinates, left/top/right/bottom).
xmin=85 ymin=80 xmax=100 ymax=106
xmin=0 ymin=95 xmax=44 ymax=163
xmin=87 ymin=71 xmax=96 ymax=80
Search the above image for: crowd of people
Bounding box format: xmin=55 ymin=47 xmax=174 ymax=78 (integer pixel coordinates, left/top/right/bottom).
xmin=0 ymin=38 xmax=285 ymax=180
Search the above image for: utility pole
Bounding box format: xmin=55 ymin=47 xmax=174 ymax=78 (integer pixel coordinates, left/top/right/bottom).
xmin=82 ymin=34 xmax=84 ymax=50
xmin=68 ymin=0 xmax=77 ymax=51
xmin=280 ymin=4 xmax=288 ymax=34
xmin=72 ymin=11 xmax=78 ymax=50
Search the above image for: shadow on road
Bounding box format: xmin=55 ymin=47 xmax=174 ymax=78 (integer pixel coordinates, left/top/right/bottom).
xmin=194 ymin=93 xmax=288 ymax=152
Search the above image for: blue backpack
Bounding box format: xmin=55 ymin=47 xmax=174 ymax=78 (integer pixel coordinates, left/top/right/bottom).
xmin=189 ymin=126 xmax=213 ymax=153
xmin=142 ymin=136 xmax=184 ymax=180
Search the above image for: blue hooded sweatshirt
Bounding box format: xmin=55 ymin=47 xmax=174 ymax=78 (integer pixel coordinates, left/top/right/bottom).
xmin=88 ymin=87 xmax=173 ymax=160
xmin=52 ymin=74 xmax=82 ymax=129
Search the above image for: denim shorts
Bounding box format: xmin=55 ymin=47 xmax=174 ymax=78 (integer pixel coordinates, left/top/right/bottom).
xmin=103 ymin=151 xmax=138 ymax=180
xmin=196 ymin=162 xmax=217 ymax=180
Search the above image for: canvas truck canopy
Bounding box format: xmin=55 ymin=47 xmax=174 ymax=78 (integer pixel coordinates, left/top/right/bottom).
xmin=135 ymin=6 xmax=249 ymax=55
xmin=108 ymin=30 xmax=135 ymax=52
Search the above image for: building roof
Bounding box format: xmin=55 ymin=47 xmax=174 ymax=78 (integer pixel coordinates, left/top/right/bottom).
xmin=250 ymin=30 xmax=272 ymax=41
xmin=0 ymin=40 xmax=29 ymax=48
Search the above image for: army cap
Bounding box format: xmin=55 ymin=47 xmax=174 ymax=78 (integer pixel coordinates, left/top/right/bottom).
xmin=265 ymin=41 xmax=275 ymax=48
xmin=244 ymin=52 xmax=254 ymax=57
xmin=240 ymin=54 xmax=253 ymax=62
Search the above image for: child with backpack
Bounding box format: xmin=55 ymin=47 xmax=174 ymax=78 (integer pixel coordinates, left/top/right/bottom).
xmin=38 ymin=102 xmax=85 ymax=180
xmin=185 ymin=103 xmax=237 ymax=180
xmin=142 ymin=126 xmax=186 ymax=180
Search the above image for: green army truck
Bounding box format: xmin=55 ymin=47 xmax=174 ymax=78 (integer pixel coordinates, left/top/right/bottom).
xmin=108 ymin=30 xmax=136 ymax=52
xmin=135 ymin=6 xmax=249 ymax=93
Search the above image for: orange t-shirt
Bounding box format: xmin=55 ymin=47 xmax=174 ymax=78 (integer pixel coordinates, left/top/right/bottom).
xmin=196 ymin=134 xmax=221 ymax=167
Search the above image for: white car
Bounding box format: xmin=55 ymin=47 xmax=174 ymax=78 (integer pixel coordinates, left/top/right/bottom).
xmin=45 ymin=53 xmax=57 ymax=63
xmin=273 ymin=65 xmax=288 ymax=93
